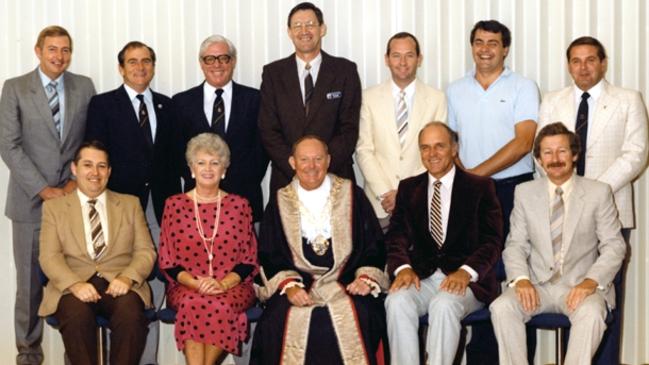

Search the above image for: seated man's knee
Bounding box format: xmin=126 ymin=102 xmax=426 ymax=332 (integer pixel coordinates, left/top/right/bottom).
xmin=112 ymin=292 xmax=146 ymax=325
xmin=571 ymin=296 xmax=607 ymax=324
xmin=428 ymin=293 xmax=464 ymax=320
xmin=55 ymin=295 xmax=96 ymax=331
xmin=489 ymin=290 xmax=519 ymax=319
xmin=385 ymin=290 xmax=416 ymax=314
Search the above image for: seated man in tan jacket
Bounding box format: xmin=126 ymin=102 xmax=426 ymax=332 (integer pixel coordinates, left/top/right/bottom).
xmin=39 ymin=140 xmax=156 ymax=365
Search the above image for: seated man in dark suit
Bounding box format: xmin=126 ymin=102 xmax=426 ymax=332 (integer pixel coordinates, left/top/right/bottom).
xmin=385 ymin=122 xmax=503 ymax=365
xmin=39 ymin=141 xmax=156 ymax=365
xmin=173 ymin=34 xmax=268 ymax=223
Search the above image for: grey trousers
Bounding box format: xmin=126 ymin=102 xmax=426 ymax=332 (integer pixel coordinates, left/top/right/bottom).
xmin=12 ymin=221 xmax=44 ymax=365
xmin=490 ymin=283 xmax=607 ymax=365
xmin=385 ymin=270 xmax=483 ymax=365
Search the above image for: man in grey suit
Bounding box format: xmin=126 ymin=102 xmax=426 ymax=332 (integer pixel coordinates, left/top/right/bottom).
xmin=490 ymin=122 xmax=626 ymax=365
xmin=0 ymin=25 xmax=95 ymax=364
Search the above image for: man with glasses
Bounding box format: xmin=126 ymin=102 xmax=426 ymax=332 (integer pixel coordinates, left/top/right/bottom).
xmin=173 ymin=34 xmax=268 ymax=225
xmin=85 ymin=40 xmax=180 ymax=365
xmin=258 ymin=1 xmax=362 ymax=193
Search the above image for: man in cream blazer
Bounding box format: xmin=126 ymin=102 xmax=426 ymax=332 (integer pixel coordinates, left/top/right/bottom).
xmin=39 ymin=141 xmax=156 ymax=365
xmin=356 ymin=32 xmax=447 ymax=229
xmin=537 ymin=36 xmax=648 ymax=364
xmin=490 ymin=123 xmax=626 ymax=365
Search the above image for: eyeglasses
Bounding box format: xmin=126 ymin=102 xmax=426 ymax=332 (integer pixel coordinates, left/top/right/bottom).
xmin=202 ymin=54 xmax=232 ymax=65
xmin=290 ymin=20 xmax=318 ymax=32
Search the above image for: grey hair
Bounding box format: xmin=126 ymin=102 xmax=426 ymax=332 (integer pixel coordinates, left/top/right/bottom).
xmin=198 ymin=34 xmax=237 ymax=60
xmin=186 ymin=133 xmax=231 ymax=169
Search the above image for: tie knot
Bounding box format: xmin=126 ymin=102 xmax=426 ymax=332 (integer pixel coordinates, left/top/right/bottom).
xmin=88 ymin=199 xmax=97 ymax=207
xmin=215 ymin=88 xmax=224 ymax=97
xmin=305 ymin=63 xmax=312 ymax=71
xmin=581 ymin=92 xmax=590 ymax=100
xmin=47 ymin=81 xmax=57 ymax=91
xmin=136 ymin=94 xmax=145 ymax=102
xmin=555 ymin=187 xmax=563 ymax=197
xmin=399 ymin=90 xmax=406 ymax=99
xmin=434 ymin=180 xmax=442 ymax=189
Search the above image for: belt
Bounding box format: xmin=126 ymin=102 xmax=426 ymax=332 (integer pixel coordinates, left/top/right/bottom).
xmin=493 ymin=172 xmax=534 ymax=186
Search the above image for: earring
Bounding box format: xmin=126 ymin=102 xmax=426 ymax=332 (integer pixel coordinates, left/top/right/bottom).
xmin=191 ymin=173 xmax=195 ymax=179
xmin=221 ymin=174 xmax=226 ymax=179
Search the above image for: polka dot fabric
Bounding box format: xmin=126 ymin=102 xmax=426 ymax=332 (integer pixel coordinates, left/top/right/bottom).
xmin=158 ymin=193 xmax=258 ymax=353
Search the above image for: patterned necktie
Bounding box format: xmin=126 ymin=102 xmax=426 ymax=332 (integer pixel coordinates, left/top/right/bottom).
xmin=211 ymin=88 xmax=225 ymax=137
xmin=46 ymin=81 xmax=61 ymax=138
xmin=136 ymin=94 xmax=153 ymax=147
xmin=88 ymin=199 xmax=106 ymax=260
xmin=550 ymin=187 xmax=564 ymax=281
xmin=575 ymin=92 xmax=590 ymax=176
xmin=429 ymin=180 xmax=444 ymax=248
xmin=396 ymin=90 xmax=408 ymax=146
xmin=304 ymin=63 xmax=314 ymax=116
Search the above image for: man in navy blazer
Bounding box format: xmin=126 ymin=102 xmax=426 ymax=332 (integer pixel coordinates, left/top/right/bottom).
xmin=258 ymin=2 xmax=362 ymax=193
xmin=173 ymin=35 xmax=268 ymax=222
xmin=385 ymin=122 xmax=503 ymax=365
xmin=84 ymin=41 xmax=181 ymax=365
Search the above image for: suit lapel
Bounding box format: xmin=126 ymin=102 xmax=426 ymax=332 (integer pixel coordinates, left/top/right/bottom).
xmin=562 ymin=177 xmax=585 ymax=253
xmin=305 ymin=52 xmax=334 ymax=122
xmin=279 ymin=56 xmax=305 ymax=118
xmin=61 ymin=72 xmax=78 ymax=141
xmin=227 ymin=82 xmax=244 ymax=138
xmin=587 ymin=81 xmax=618 ymax=149
xmin=445 ymin=169 xmax=467 ymax=248
xmin=28 ymin=70 xmax=60 ymax=140
xmin=412 ymin=173 xmax=431 ymax=241
xmin=67 ymin=193 xmax=90 ymax=258
xmin=530 ymin=179 xmax=554 ymax=261
xmin=553 ymin=87 xmax=577 ymax=129
xmin=378 ymin=81 xmax=400 ymax=147
xmin=106 ymin=191 xmax=123 ymax=252
xmin=408 ymin=80 xmax=427 ymax=150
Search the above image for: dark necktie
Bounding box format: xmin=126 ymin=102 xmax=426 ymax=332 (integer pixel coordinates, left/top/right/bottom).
xmin=211 ymin=88 xmax=225 ymax=137
xmin=575 ymin=92 xmax=590 ymax=175
xmin=304 ymin=63 xmax=314 ymax=116
xmin=136 ymin=94 xmax=153 ymax=147
xmin=88 ymin=199 xmax=106 ymax=260
xmin=46 ymin=81 xmax=61 ymax=138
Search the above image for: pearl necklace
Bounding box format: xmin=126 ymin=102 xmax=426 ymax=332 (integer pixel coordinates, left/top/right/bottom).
xmin=193 ymin=189 xmax=221 ymax=277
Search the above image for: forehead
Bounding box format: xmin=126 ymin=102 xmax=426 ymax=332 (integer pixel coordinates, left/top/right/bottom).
xmin=79 ymin=147 xmax=108 ymax=163
xmin=473 ymin=29 xmax=503 ymax=43
xmin=420 ymin=125 xmax=452 ymax=144
xmin=290 ymin=9 xmax=318 ymax=23
xmin=569 ymin=44 xmax=599 ymax=60
xmin=194 ymin=148 xmax=219 ymax=159
xmin=389 ymin=37 xmax=417 ymax=53
xmin=42 ymin=35 xmax=71 ymax=48
xmin=294 ymin=139 xmax=327 ymax=156
xmin=203 ymin=42 xmax=229 ymax=55
xmin=540 ymin=134 xmax=571 ymax=149
xmin=124 ymin=46 xmax=152 ymax=60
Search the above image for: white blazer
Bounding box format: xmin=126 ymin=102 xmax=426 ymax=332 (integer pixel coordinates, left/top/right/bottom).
xmin=356 ymin=79 xmax=447 ymax=218
xmin=538 ymin=81 xmax=648 ymax=228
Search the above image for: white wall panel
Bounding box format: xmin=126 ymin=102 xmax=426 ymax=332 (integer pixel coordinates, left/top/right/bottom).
xmin=0 ymin=1 xmax=647 ymax=364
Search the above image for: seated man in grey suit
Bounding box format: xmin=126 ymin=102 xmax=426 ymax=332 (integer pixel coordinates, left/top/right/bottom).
xmin=490 ymin=122 xmax=626 ymax=365
xmin=0 ymin=25 xmax=95 ymax=364
xmin=39 ymin=141 xmax=156 ymax=365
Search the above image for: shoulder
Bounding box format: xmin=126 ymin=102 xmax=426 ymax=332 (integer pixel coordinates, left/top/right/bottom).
xmin=604 ymin=82 xmax=643 ymax=101
xmin=152 ymin=90 xmax=172 ymax=104
xmin=416 ymin=80 xmax=445 ymax=99
xmin=446 ymin=74 xmax=472 ymax=96
xmin=575 ymin=176 xmax=611 ymax=194
xmin=362 ymin=81 xmax=389 ymax=100
xmin=541 ymin=86 xmax=571 ymax=103
xmin=108 ymin=190 xmax=140 ymax=207
xmin=233 ymin=82 xmax=260 ymax=99
xmin=457 ymin=169 xmax=495 ymax=190
xmin=323 ymin=52 xmax=358 ymax=70
xmin=172 ymin=84 xmax=202 ymax=102
xmin=398 ymin=172 xmax=427 ymax=190
xmin=64 ymin=71 xmax=94 ymax=88
xmin=43 ymin=193 xmax=73 ymax=211
xmin=2 ymin=70 xmax=37 ymax=92
xmin=263 ymin=55 xmax=293 ymax=73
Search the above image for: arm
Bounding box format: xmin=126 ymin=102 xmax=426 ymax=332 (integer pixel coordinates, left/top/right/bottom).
xmin=468 ymin=120 xmax=536 ymax=176
xmin=116 ymin=199 xmax=156 ymax=286
xmin=258 ymin=67 xmax=294 ymax=180
xmin=502 ymin=186 xmax=533 ymax=281
xmin=385 ymin=182 xmax=413 ymax=275
xmin=325 ymin=63 xmax=362 ymax=174
xmin=595 ymin=91 xmax=649 ymax=192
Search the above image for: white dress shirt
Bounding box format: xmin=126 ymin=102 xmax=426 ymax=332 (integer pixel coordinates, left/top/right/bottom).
xmin=203 ymin=80 xmax=233 ymax=131
xmin=391 ymin=79 xmax=416 ymax=123
xmin=77 ymin=190 xmax=109 ymax=259
xmin=38 ymin=67 xmax=66 ymax=134
xmin=123 ymin=84 xmax=157 ymax=140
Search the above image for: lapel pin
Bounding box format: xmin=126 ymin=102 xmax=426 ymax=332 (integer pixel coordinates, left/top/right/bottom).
xmin=157 ymin=104 xmax=163 ymax=109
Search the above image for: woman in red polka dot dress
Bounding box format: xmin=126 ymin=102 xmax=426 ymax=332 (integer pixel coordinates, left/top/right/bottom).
xmin=158 ymin=133 xmax=258 ymax=364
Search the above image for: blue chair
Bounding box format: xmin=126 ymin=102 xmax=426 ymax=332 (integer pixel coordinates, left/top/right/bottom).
xmin=39 ymin=269 xmax=157 ymax=365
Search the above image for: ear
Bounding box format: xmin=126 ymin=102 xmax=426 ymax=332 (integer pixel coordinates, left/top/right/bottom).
xmin=34 ymin=46 xmax=43 ymax=60
xmin=320 ymin=23 xmax=327 ymax=37
xmin=118 ymin=64 xmax=126 ymax=77
xmin=417 ymin=53 xmax=423 ymax=67
xmin=289 ymin=156 xmax=296 ymax=171
xmin=503 ymin=47 xmax=510 ymax=59
xmin=70 ymin=162 xmax=77 ymax=177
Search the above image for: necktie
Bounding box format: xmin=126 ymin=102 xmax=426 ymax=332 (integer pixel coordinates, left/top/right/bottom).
xmin=429 ymin=180 xmax=444 ymax=248
xmin=46 ymin=81 xmax=61 ymax=138
xmin=88 ymin=199 xmax=106 ymax=260
xmin=211 ymin=88 xmax=225 ymax=137
xmin=575 ymin=92 xmax=590 ymax=176
xmin=549 ymin=187 xmax=564 ymax=282
xmin=396 ymin=90 xmax=408 ymax=146
xmin=304 ymin=63 xmax=314 ymax=116
xmin=136 ymin=94 xmax=153 ymax=147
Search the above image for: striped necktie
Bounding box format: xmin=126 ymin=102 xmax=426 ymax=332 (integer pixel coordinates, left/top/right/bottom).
xmin=88 ymin=199 xmax=106 ymax=260
xmin=304 ymin=63 xmax=314 ymax=116
xmin=136 ymin=94 xmax=153 ymax=147
xmin=549 ymin=187 xmax=564 ymax=282
xmin=396 ymin=90 xmax=408 ymax=146
xmin=429 ymin=180 xmax=444 ymax=248
xmin=211 ymin=88 xmax=225 ymax=137
xmin=46 ymin=81 xmax=61 ymax=138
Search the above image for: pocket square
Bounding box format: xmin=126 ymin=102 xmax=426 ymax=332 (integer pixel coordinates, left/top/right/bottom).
xmin=326 ymin=91 xmax=342 ymax=99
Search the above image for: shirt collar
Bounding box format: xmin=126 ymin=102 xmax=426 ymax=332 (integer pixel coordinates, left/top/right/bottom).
xmin=390 ymin=79 xmax=416 ymax=99
xmin=547 ymin=174 xmax=575 ymax=198
xmin=203 ymin=79 xmax=233 ymax=97
xmin=123 ymin=84 xmax=153 ymax=102
xmin=296 ymin=52 xmax=322 ymax=70
xmin=428 ymin=165 xmax=456 ymax=189
xmin=295 ymin=174 xmax=331 ymax=203
xmin=38 ymin=67 xmax=64 ymax=88
xmin=573 ymin=78 xmax=604 ymax=103
xmin=76 ymin=189 xmax=108 ymax=207
xmin=468 ymin=65 xmax=511 ymax=80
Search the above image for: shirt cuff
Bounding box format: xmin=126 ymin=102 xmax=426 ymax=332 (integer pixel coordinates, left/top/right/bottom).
xmin=394 ymin=264 xmax=412 ymax=277
xmin=509 ymin=275 xmax=530 ymax=287
xmin=358 ymin=275 xmax=381 ymax=298
xmin=279 ymin=280 xmax=304 ymax=296
xmin=460 ymin=265 xmax=478 ymax=282
xmin=231 ymin=263 xmax=254 ymax=281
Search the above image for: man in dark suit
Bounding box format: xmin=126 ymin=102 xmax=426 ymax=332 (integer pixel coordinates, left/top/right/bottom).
xmin=0 ymin=25 xmax=96 ymax=364
xmin=258 ymin=1 xmax=362 ymax=193
xmin=384 ymin=122 xmax=503 ymax=365
xmin=173 ymin=34 xmax=268 ymax=222
xmin=85 ymin=41 xmax=180 ymax=364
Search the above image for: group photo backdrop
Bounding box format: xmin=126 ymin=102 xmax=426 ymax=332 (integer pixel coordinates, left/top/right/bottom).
xmin=0 ymin=0 xmax=647 ymax=364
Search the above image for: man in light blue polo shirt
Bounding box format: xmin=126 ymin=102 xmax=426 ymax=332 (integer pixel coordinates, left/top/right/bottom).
xmin=446 ymin=19 xmax=540 ymax=364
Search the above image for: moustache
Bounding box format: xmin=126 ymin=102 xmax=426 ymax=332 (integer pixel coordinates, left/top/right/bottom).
xmin=547 ymin=162 xmax=566 ymax=168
